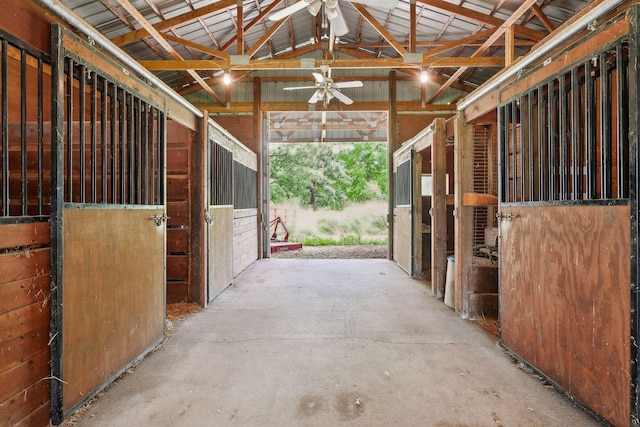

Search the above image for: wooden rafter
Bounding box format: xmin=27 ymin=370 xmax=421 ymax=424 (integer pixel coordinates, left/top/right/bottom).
xmin=115 ymin=0 xmax=225 ymax=105
xmin=110 ymin=0 xmax=236 ymax=46
xmin=427 ymin=0 xmax=538 ymax=103
xmin=162 ymin=34 xmax=230 ymax=60
xmin=138 ymin=56 xmax=503 ymax=71
xmin=351 ymin=3 xmax=408 ymax=56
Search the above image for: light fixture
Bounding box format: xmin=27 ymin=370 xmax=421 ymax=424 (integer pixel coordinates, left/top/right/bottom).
xmin=223 ymin=71 xmax=231 ymax=85
xmin=420 ymin=68 xmax=429 ymax=83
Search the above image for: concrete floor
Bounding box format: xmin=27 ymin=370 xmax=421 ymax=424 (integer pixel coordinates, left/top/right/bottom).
xmin=76 ymin=259 xmax=602 ymax=426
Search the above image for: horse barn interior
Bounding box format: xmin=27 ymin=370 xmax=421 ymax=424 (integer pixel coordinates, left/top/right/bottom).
xmin=0 ymin=0 xmax=639 ymax=425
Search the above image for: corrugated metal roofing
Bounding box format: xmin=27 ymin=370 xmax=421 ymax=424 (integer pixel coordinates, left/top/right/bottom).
xmin=54 ymin=0 xmax=594 ymax=142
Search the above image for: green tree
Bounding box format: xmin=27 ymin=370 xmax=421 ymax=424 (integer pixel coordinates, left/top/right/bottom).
xmin=336 ymin=143 xmax=388 ymax=201
xmin=270 ymin=144 xmax=350 ymax=210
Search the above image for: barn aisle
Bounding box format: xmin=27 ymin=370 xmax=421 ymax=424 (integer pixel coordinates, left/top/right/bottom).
xmin=74 ymin=259 xmax=599 ymax=426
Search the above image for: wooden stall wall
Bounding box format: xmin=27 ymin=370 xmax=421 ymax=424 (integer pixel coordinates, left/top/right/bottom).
xmin=166 ymin=121 xmax=194 ymax=303
xmin=0 ymin=222 xmax=51 ymax=427
xmin=0 ymin=19 xmax=53 ymax=426
xmin=497 ymin=13 xmax=632 ymax=425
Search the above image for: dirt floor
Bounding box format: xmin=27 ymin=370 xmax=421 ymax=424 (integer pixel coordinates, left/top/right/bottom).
xmin=270 ymin=244 xmax=388 ymax=259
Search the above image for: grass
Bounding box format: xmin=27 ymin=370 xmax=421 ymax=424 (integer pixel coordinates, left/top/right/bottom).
xmin=297 ymin=234 xmax=388 ymax=247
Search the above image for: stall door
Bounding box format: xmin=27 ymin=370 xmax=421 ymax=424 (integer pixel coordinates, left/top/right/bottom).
xmin=206 ymin=134 xmax=234 ymax=302
xmin=393 ymin=151 xmax=413 ymax=274
xmin=498 ymin=53 xmax=630 ymax=427
xmin=50 ymin=25 xmax=167 ymax=423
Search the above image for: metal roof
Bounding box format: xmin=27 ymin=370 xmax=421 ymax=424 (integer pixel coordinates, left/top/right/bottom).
xmin=55 ymin=0 xmax=594 ymax=143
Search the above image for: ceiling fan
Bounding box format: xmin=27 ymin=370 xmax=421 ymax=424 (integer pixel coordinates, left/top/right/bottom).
xmin=283 ymin=67 xmax=363 ymax=107
xmin=269 ymin=0 xmax=399 ymax=37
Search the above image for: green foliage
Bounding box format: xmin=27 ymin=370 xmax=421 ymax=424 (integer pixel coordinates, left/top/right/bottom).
xmin=301 ymin=235 xmax=388 ymax=246
xmin=269 ymin=142 xmax=388 ymax=209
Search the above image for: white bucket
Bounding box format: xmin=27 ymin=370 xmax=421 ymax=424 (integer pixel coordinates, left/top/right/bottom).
xmin=444 ymin=256 xmax=455 ymax=308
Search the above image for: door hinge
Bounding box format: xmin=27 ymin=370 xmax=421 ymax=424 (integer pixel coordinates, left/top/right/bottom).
xmin=496 ymin=211 xmax=518 ymax=222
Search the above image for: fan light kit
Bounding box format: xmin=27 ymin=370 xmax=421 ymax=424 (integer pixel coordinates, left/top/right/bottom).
xmin=283 ymin=66 xmax=363 ymax=108
xmin=420 ymin=69 xmax=429 ymax=83
xmin=223 ymin=71 xmax=231 ymax=85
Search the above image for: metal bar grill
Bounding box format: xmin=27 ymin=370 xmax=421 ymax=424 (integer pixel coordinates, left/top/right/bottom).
xmin=617 ymin=44 xmax=629 ymax=199
xmin=586 ymin=59 xmax=597 ymax=199
xmin=234 ymin=162 xmax=258 ymax=209
xmin=559 ymin=74 xmax=567 ymax=200
xmin=60 ymin=57 xmax=164 ymax=206
xmin=600 ymin=51 xmax=612 ymax=199
xmin=0 ymin=31 xmax=51 ymax=218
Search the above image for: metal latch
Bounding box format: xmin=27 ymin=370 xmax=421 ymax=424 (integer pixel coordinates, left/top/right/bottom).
xmin=150 ymin=213 xmax=170 ymax=226
xmin=496 ymin=211 xmax=518 ymax=222
xmin=205 ymin=211 xmax=214 ymax=224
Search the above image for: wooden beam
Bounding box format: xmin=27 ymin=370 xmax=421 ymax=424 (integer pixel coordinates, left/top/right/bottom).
xmin=351 ymin=3 xmax=408 ymax=56
xmin=236 ymin=0 xmax=243 ymax=55
xmin=162 ymin=33 xmax=230 ymax=60
xmin=246 ymin=18 xmax=288 ymax=58
xmin=531 ymin=3 xmax=556 ymax=32
xmin=505 ymin=25 xmax=515 ymax=66
xmin=420 ymin=0 xmax=546 ymax=41
xmin=110 ymin=0 xmax=236 ymax=46
xmin=115 ymin=0 xmax=225 ymax=105
xmin=139 ymin=56 xmax=504 ymax=70
xmin=410 ymin=0 xmax=417 ymax=53
xmin=428 ymin=0 xmax=538 ymax=103
xmin=194 ymin=101 xmax=458 ymax=114
xmin=431 ymin=117 xmax=447 ymax=297
xmin=462 ymin=192 xmax=499 ymax=206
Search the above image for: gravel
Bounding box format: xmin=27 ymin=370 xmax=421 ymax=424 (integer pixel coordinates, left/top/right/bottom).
xmin=270 ymin=244 xmax=388 ymax=259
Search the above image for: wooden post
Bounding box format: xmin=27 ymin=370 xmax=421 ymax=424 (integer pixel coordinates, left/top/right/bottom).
xmin=388 ymin=70 xmax=397 ymax=260
xmin=431 ymin=118 xmax=447 ymax=297
xmin=454 ymin=113 xmax=474 ymax=316
xmin=413 ymin=150 xmax=422 ymax=275
xmin=253 ymin=77 xmax=265 ymax=258
xmin=505 ymin=25 xmax=515 ymax=67
xmin=190 ymin=112 xmax=207 ymax=306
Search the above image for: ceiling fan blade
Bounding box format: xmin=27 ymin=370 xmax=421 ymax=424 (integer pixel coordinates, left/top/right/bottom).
xmin=327 ymin=6 xmax=349 ymax=37
xmin=269 ymin=1 xmax=308 ymax=21
xmin=283 ymin=85 xmax=320 ymax=91
xmin=309 ymin=90 xmax=323 ymax=104
xmin=306 ymin=0 xmax=322 ymax=16
xmin=334 ymin=81 xmax=363 ymax=89
xmin=312 ymin=72 xmax=326 ymax=85
xmin=331 ymin=89 xmax=354 ymax=105
xmin=346 ymin=0 xmax=399 ymax=10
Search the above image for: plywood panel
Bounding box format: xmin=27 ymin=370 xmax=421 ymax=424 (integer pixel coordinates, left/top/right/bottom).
xmin=394 ymin=206 xmax=412 ymax=274
xmin=62 ymin=207 xmax=165 ymax=412
xmin=501 ymin=205 xmax=630 ymax=427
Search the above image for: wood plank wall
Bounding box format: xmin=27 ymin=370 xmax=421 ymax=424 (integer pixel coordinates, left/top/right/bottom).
xmin=166 ymin=122 xmax=194 ymax=303
xmin=233 ymin=209 xmax=258 ymax=276
xmin=0 ymin=222 xmax=51 ymax=426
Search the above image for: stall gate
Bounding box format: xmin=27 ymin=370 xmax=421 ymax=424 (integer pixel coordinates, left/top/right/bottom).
xmin=50 ymin=25 xmax=167 ymax=423
xmin=498 ymin=16 xmax=632 ymax=426
xmin=206 ymin=123 xmax=234 ymax=302
xmin=393 ymin=148 xmax=414 ymax=274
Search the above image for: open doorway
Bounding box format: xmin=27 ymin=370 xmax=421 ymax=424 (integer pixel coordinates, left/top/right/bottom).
xmin=266 ymin=111 xmax=389 ymax=259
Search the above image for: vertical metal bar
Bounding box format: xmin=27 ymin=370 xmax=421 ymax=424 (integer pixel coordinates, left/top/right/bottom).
xmin=150 ymin=107 xmax=156 ymax=204
xmin=128 ymin=93 xmax=134 ymax=204
xmin=38 ymin=57 xmax=44 ymax=215
xmin=66 ymin=58 xmax=73 ymax=202
xmin=571 ymin=66 xmax=581 ymax=200
xmin=79 ymin=64 xmax=86 ymax=203
xmin=90 ymin=70 xmax=97 ymax=203
xmin=538 ymin=86 xmax=546 ymax=201
xmin=628 ymin=6 xmax=640 ymax=422
xmin=548 ymin=79 xmax=555 ymax=200
xmin=1 ymin=39 xmax=8 ymax=216
xmin=559 ymin=74 xmax=567 ymax=200
xmin=110 ymin=84 xmax=117 ymax=203
xmin=600 ymin=51 xmax=611 ymax=199
xmin=119 ymin=89 xmax=126 ymax=202
xmin=21 ymin=49 xmax=27 ymax=215
xmin=159 ymin=112 xmax=166 ymax=205
xmin=586 ymin=59 xmax=596 ymax=199
xmin=502 ymin=105 xmax=510 ymax=202
xmin=136 ymin=97 xmax=142 ymax=204
xmin=49 ymin=24 xmax=66 ymax=425
xmin=101 ymin=76 xmax=107 ymax=202
xmin=527 ymin=90 xmax=535 ymax=201
xmin=141 ymin=102 xmax=149 ymax=204
xmin=520 ymin=95 xmax=527 ymax=201
xmin=511 ymin=101 xmax=518 ymax=201
xmin=617 ymin=43 xmax=629 ymax=199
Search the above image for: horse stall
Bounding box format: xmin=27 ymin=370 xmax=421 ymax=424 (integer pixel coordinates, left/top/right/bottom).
xmin=453 ymin=118 xmax=499 ymax=319
xmin=0 ymin=27 xmax=53 ymax=427
xmin=392 ymin=118 xmax=454 ymax=294
xmin=458 ymin=4 xmax=638 ymax=426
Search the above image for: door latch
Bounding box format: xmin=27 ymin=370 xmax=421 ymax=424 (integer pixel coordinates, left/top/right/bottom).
xmin=496 ymin=211 xmax=518 ymax=222
xmin=150 ymin=213 xmax=170 ymax=226
xmin=205 ymin=211 xmax=214 ymax=224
